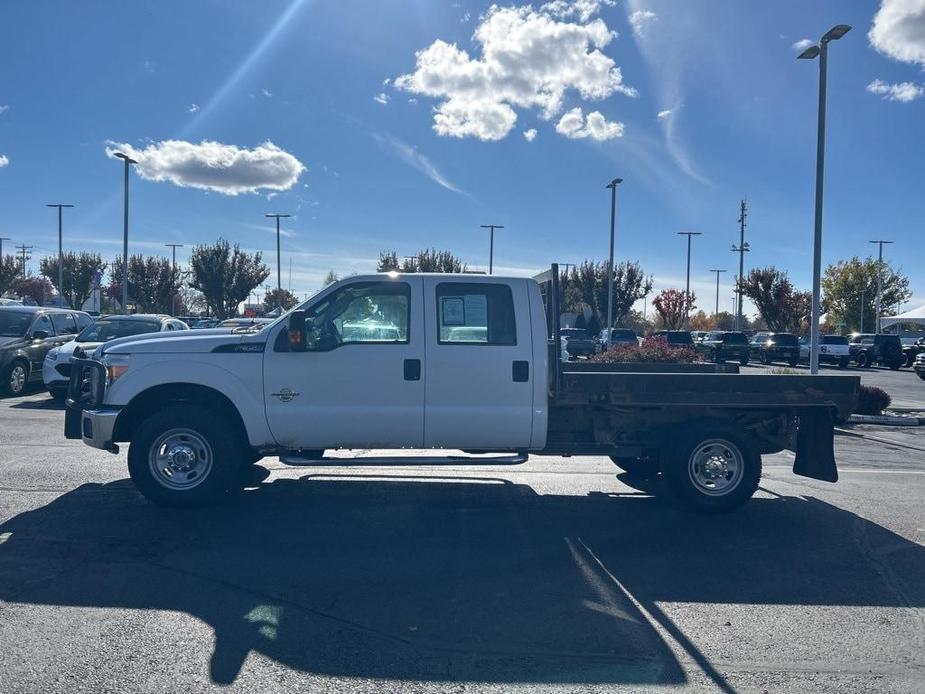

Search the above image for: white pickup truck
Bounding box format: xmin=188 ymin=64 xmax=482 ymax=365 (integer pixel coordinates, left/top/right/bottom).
xmin=65 ymin=268 xmax=859 ymax=512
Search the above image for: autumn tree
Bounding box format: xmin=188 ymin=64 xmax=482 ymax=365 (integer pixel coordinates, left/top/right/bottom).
xmin=689 ymin=311 xmax=715 ymax=331
xmin=39 ymin=252 xmax=106 ymax=310
xmin=264 ymin=288 xmax=299 ymax=313
xmin=11 ymin=276 xmax=55 ymax=306
xmin=653 ymin=288 xmax=695 ymax=330
xmin=189 ymin=239 xmax=270 ymax=319
xmin=739 ymin=266 xmax=811 ymax=333
xmin=821 ymin=256 xmax=911 ymax=332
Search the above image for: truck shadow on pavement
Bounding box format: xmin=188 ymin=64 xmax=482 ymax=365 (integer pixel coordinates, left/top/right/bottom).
xmin=1 ymin=474 xmax=923 ymax=689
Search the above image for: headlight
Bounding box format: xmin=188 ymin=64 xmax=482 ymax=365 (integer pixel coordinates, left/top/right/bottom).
xmin=46 ymin=347 xmax=60 ymax=361
xmin=102 ymin=354 xmax=130 ymax=385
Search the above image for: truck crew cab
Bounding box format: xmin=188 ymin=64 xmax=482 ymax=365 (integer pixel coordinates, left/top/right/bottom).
xmin=66 ymin=268 xmax=858 ymax=513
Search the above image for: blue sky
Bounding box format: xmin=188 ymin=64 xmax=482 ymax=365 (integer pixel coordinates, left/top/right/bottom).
xmin=0 ymin=0 xmax=923 ymax=314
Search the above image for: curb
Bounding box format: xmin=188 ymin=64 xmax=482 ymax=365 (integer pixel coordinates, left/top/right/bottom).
xmin=848 ymin=414 xmax=924 ymax=427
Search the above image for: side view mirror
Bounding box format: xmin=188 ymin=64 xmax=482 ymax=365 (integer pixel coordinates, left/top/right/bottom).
xmin=288 ymin=310 xmax=308 ymax=352
xmin=32 ymin=330 xmax=49 ymax=340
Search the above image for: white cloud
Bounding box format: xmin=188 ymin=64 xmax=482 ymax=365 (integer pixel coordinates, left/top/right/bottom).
xmin=628 ymin=9 xmax=657 ymax=36
xmin=373 ymin=92 xmax=391 ymax=105
xmin=0 ymin=105 xmax=8 ymax=114
xmin=869 ymin=0 xmax=925 ymax=66
xmin=372 ymin=133 xmax=464 ymax=194
xmin=656 ymin=108 xmax=672 ymax=119
xmin=261 ymin=88 xmax=273 ymax=97
xmin=0 ymin=154 xmax=8 ymax=168
xmin=792 ymin=38 xmax=815 ymax=52
xmin=523 ymin=128 xmax=538 ymax=141
xmin=187 ymin=103 xmax=200 ymax=113
xmin=394 ymin=3 xmax=635 ymax=141
xmin=541 ymin=0 xmax=615 ymax=23
xmin=104 ymin=140 xmax=306 ymax=196
xmin=867 ymin=78 xmax=925 ymax=101
xmin=555 ymin=106 xmax=623 ymax=140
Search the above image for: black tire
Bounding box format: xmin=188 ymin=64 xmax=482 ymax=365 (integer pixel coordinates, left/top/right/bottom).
xmin=904 ymin=353 xmax=915 ymax=368
xmin=2 ymin=359 xmax=29 ymax=397
xmin=662 ymin=427 xmax=761 ymax=513
xmin=127 ymin=404 xmax=244 ymax=507
xmin=838 ymin=358 xmax=849 ymax=369
xmin=918 ymin=372 xmax=925 ymax=381
xmin=856 ymin=352 xmax=870 ymax=368
xmin=788 ymin=358 xmax=799 ymax=368
xmin=888 ymin=361 xmax=902 ymax=371
xmin=761 ymin=351 xmax=771 ymax=365
xmin=739 ymin=355 xmax=749 ymax=366
xmin=609 ymin=455 xmax=659 ymax=478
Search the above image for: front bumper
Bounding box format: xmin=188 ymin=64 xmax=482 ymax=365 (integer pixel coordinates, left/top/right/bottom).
xmin=63 ymin=357 xmax=121 ymax=452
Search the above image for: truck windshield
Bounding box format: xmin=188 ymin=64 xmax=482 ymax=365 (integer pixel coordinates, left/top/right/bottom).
xmin=562 ymin=329 xmax=590 ymax=340
xmin=0 ymin=311 xmax=32 ymax=338
xmin=773 ymin=334 xmax=798 ymax=346
xmin=77 ymin=320 xmax=160 ymax=342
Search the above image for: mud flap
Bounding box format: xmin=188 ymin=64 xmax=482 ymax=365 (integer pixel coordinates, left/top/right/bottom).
xmin=793 ymin=408 xmax=838 ymax=482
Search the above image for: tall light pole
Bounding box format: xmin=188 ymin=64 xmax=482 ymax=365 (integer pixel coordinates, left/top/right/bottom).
xmin=709 ymin=269 xmax=726 ymax=316
xmin=165 ymin=243 xmax=184 ymax=316
xmin=868 ymin=239 xmax=893 ymax=333
xmin=479 ymin=224 xmax=504 ymax=274
xmin=605 ymin=178 xmax=622 ymax=345
xmin=677 ymin=231 xmax=702 ymax=329
xmin=859 ymin=288 xmax=866 ymax=333
xmin=0 ymin=237 xmax=10 ymax=266
xmin=113 ymin=152 xmax=138 ymax=314
xmin=46 ymin=204 xmax=75 ymax=302
xmin=732 ymin=200 xmax=749 ymax=331
xmin=798 ymin=23 xmax=851 ymax=374
xmin=265 ymin=213 xmax=291 ymax=292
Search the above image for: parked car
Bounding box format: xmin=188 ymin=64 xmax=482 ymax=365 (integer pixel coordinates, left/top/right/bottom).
xmin=598 ymin=328 xmax=638 ymax=348
xmin=191 ymin=319 xmax=221 ymax=329
xmin=650 ymin=330 xmax=695 ymax=348
xmin=748 ymin=332 xmax=800 ymax=366
xmin=902 ymin=337 xmax=925 ymax=368
xmin=798 ymin=335 xmax=851 ymax=368
xmin=690 ymin=330 xmax=709 ymax=342
xmin=914 ymin=352 xmax=925 ymax=381
xmin=848 ymin=333 xmax=904 ymax=369
xmin=0 ymin=306 xmax=92 ymax=396
xmin=696 ymin=331 xmax=750 ymax=365
xmin=43 ymin=314 xmax=188 ymax=399
xmin=0 ymin=297 xmax=24 ymax=306
xmin=559 ymin=327 xmax=597 ymax=360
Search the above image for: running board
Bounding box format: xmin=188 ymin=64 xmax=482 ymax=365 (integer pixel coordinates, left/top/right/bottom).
xmin=279 ymin=452 xmax=529 ymax=466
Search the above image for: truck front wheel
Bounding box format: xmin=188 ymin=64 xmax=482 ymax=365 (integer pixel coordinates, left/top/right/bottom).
xmin=663 ymin=429 xmax=761 ymax=513
xmin=128 ymin=404 xmax=243 ymax=507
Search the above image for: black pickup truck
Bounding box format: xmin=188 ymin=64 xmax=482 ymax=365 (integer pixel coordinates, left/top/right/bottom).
xmin=694 ymin=331 xmax=751 ymax=365
xmin=748 ymin=332 xmax=800 ymax=366
xmin=848 ymin=333 xmax=904 ymax=369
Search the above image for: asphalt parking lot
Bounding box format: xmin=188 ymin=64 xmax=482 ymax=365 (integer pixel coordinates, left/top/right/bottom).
xmin=1 ymin=379 xmax=924 ymax=693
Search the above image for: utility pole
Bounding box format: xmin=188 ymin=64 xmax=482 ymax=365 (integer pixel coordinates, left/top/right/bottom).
xmin=0 ymin=237 xmax=10 ymax=265
xmin=604 ymin=178 xmax=622 ymax=345
xmin=403 ymin=255 xmax=417 ymax=272
xmin=732 ymin=200 xmax=749 ymax=331
xmin=859 ymin=288 xmax=866 ymax=333
xmin=677 ymin=231 xmax=702 ymax=329
xmin=265 ymin=214 xmax=291 ymax=291
xmin=46 ymin=204 xmax=75 ymax=299
xmin=16 ymin=244 xmax=33 ymax=279
xmin=868 ymin=239 xmax=893 ymax=333
xmin=709 ymin=269 xmax=727 ymax=316
xmin=798 ymin=24 xmax=852 ymax=374
xmin=479 ymin=224 xmax=504 ymax=275
xmin=165 ymin=244 xmax=184 ymax=316
xmin=113 ymin=152 xmax=138 ymax=314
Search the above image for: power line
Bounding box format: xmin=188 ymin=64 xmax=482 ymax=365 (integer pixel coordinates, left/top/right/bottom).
xmin=16 ymin=244 xmax=34 ymax=279
xmin=732 ymin=199 xmax=750 ymax=331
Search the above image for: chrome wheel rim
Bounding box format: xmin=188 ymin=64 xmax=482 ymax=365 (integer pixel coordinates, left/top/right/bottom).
xmin=688 ymin=439 xmax=744 ymax=496
xmin=148 ymin=428 xmax=213 ymax=490
xmin=9 ymin=365 xmax=26 ymax=393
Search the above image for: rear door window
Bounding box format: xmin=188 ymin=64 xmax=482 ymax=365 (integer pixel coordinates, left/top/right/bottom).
xmin=436 ymin=283 xmax=515 ymax=345
xmin=51 ymin=312 xmax=78 ymax=335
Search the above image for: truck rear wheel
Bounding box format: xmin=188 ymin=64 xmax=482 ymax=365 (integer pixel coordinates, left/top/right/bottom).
xmin=663 ymin=428 xmax=761 ymax=513
xmin=856 ymin=352 xmax=870 ymax=368
xmin=609 ymin=455 xmax=659 ymax=478
xmin=128 ymin=404 xmax=243 ymax=507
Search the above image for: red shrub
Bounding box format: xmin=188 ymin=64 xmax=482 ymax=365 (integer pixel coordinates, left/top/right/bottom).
xmin=589 ymin=336 xmax=700 ymax=364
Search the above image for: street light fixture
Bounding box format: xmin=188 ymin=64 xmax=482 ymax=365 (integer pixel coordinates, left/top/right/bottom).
xmin=604 ymin=178 xmax=622 ymax=346
xmin=798 ymin=23 xmax=851 ymax=374
xmin=479 ymin=224 xmax=504 ymax=274
xmin=113 ymin=152 xmax=138 ymax=314
xmin=265 ymin=214 xmax=291 ymax=292
xmin=677 ymin=231 xmax=702 ymax=329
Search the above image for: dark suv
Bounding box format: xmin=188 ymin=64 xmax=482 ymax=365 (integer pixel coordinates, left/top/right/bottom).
xmin=559 ymin=328 xmax=597 ymax=360
xmin=696 ymin=331 xmax=750 ymax=365
xmin=848 ymin=333 xmax=904 ymax=369
xmin=748 ymin=332 xmax=800 ymax=366
xmin=651 ymin=330 xmax=694 ymax=348
xmin=599 ymin=328 xmax=638 ymax=347
xmin=902 ymin=337 xmax=925 ymax=368
xmin=0 ymin=306 xmax=92 ymax=396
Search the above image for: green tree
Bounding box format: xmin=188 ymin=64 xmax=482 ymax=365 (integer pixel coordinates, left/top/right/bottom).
xmin=39 ymin=252 xmax=106 ymax=310
xmin=264 ymin=288 xmax=299 ymax=313
xmin=561 ymin=260 xmax=653 ymax=329
xmin=821 ymin=256 xmax=912 ymax=332
xmin=378 ymin=248 xmax=467 ymax=273
xmin=12 ymin=276 xmax=55 ymax=306
xmin=0 ymin=256 xmax=19 ymax=297
xmin=189 ymin=239 xmax=270 ymax=319
xmin=109 ymin=255 xmax=180 ymax=314
xmin=653 ymin=288 xmax=695 ymax=330
xmin=739 ymin=266 xmax=811 ymax=333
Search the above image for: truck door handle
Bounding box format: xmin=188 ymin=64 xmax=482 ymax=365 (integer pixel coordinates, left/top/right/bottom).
xmin=404 ymin=358 xmax=421 ymax=381
xmin=512 ymin=360 xmax=529 ymax=382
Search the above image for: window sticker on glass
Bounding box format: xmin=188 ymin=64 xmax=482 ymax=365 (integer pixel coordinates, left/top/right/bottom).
xmin=463 ymin=294 xmax=488 ymax=327
xmin=441 ymin=296 xmax=466 ymax=326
